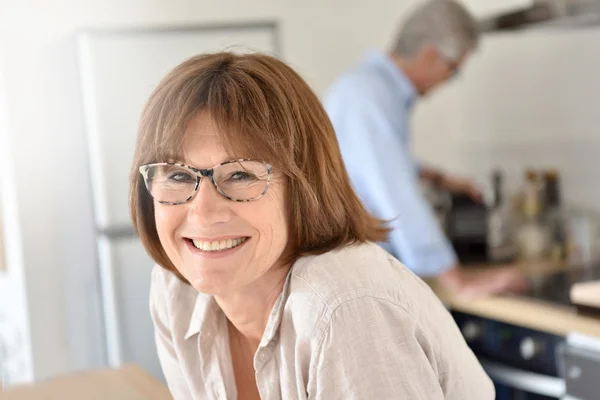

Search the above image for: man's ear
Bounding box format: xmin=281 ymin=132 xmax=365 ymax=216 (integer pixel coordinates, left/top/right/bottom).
xmin=419 ymin=45 xmax=440 ymax=64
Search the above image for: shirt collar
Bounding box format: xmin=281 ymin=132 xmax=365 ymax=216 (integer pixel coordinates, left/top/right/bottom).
xmin=184 ymin=267 xmax=294 ymax=343
xmin=365 ymin=49 xmax=417 ymax=110
xmin=184 ymin=292 xmax=216 ymax=340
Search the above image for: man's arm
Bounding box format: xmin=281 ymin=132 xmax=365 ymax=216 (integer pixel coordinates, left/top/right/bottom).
xmin=331 ymin=98 xmax=458 ymax=277
xmin=327 ymin=96 xmax=527 ymax=295
xmin=419 ymin=164 xmax=483 ymax=201
xmin=418 ymin=164 xmax=444 ymax=185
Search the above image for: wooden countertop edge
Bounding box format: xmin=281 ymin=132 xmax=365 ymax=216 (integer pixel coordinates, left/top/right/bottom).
xmin=435 ymin=290 xmax=600 ymax=338
xmin=427 ymin=261 xmax=600 ymax=337
xmin=118 ymin=364 xmax=173 ymax=399
xmin=1 ymin=364 xmax=173 ymax=400
xmin=571 ymin=281 xmax=600 ymax=308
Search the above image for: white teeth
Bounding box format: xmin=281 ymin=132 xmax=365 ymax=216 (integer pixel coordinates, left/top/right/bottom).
xmin=192 ymin=237 xmax=246 ymax=251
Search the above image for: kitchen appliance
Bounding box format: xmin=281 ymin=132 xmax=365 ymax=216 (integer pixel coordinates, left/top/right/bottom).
xmin=531 ymin=264 xmax=600 ymax=307
xmin=454 ymin=264 xmax=600 ymax=399
xmin=559 ymin=332 xmax=600 ymax=400
xmin=445 ymin=193 xmax=492 ymax=264
xmin=453 ymin=311 xmax=565 ymax=399
xmin=444 ymin=169 xmax=517 ymax=265
xmin=480 ymin=0 xmax=600 ymax=32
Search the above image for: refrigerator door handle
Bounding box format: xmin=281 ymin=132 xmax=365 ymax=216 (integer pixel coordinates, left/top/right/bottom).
xmin=97 ymin=236 xmax=123 ymax=367
xmin=97 ymin=225 xmax=136 ymax=240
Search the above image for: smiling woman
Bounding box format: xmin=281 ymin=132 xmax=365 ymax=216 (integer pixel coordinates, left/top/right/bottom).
xmin=129 ymin=52 xmax=495 ymax=399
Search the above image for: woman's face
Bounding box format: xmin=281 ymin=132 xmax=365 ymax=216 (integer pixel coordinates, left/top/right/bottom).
xmin=154 ymin=113 xmax=289 ymax=295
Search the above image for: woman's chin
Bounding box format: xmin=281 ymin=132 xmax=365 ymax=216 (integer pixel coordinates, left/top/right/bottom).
xmin=188 ymin=273 xmax=234 ymax=296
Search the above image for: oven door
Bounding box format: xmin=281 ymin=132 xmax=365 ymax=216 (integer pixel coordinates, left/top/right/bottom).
xmin=480 ymin=358 xmax=565 ymax=400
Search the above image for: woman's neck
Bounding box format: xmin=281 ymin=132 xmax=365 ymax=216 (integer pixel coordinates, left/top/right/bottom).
xmin=215 ymin=263 xmax=290 ymax=348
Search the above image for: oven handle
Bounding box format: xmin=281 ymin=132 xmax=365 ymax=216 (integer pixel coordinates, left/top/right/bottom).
xmin=479 ymin=358 xmax=565 ymax=397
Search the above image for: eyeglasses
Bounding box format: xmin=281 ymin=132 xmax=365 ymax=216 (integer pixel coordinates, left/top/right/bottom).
xmin=139 ymin=159 xmax=272 ymax=205
xmin=438 ymin=50 xmax=461 ymax=78
xmin=446 ymin=60 xmax=460 ymax=77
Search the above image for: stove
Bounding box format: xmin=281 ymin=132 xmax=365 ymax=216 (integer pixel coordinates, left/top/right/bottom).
xmin=528 ymin=264 xmax=600 ymax=307
xmin=453 ymin=310 xmax=565 ymax=399
xmin=453 ymin=264 xmax=600 ymax=399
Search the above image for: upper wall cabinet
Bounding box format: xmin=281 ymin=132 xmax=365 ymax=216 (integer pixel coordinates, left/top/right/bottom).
xmin=462 ymin=0 xmax=531 ymax=17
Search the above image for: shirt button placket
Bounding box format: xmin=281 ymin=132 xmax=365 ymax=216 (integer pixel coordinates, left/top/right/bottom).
xmin=256 ymin=348 xmax=270 ymax=398
xmin=211 ymin=384 xmax=220 ymax=400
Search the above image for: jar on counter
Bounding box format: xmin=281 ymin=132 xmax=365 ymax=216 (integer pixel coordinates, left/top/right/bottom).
xmin=516 ymin=169 xmax=550 ymax=261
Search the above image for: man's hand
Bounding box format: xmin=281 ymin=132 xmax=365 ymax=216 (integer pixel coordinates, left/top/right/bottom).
xmin=440 ymin=174 xmax=482 ymax=202
xmin=437 ymin=265 xmax=530 ymax=299
xmin=419 ymin=167 xmax=482 ymax=202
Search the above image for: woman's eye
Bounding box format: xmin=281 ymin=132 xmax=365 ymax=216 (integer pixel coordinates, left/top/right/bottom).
xmin=229 ymin=171 xmax=256 ymax=181
xmin=168 ymin=172 xmax=195 ymax=182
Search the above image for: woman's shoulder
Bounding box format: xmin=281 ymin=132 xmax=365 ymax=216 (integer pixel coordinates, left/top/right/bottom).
xmin=289 ymin=242 xmax=434 ymax=313
xmin=288 ymin=244 xmax=495 ymax=399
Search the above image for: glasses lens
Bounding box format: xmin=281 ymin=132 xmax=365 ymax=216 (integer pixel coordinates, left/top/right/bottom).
xmin=143 ymin=164 xmax=197 ymax=204
xmin=214 ymin=160 xmax=269 ymax=201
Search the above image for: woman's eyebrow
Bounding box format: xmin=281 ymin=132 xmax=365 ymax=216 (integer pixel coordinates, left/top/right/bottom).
xmin=178 ymin=157 xmax=243 ymax=170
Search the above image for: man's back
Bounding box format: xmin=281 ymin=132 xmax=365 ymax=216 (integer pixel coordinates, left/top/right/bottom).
xmin=323 ymin=50 xmax=458 ymax=277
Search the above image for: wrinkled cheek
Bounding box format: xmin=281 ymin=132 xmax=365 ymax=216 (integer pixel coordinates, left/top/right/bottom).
xmin=269 ymin=215 xmax=290 ymax=266
xmin=153 ymin=205 xmax=181 ymax=260
xmin=153 ymin=212 xmax=170 ymax=246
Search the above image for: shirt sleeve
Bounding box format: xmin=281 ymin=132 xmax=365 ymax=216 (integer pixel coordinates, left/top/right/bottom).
xmin=327 ymin=95 xmax=457 ymax=276
xmin=149 ymin=266 xmax=193 ymax=400
xmin=308 ymin=296 xmax=495 ymax=400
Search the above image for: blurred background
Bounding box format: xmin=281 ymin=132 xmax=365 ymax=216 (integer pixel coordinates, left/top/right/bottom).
xmin=1 ymin=0 xmax=600 ymax=399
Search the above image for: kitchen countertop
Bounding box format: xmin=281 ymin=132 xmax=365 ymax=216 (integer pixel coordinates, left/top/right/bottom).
xmin=429 ymin=261 xmax=600 ymax=338
xmin=1 ymin=364 xmax=172 ymax=400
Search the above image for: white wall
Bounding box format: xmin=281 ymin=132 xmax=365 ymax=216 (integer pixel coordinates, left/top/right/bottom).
xmin=0 ymin=0 xmax=424 ymax=383
xmin=412 ymin=28 xmax=600 ymax=210
xmin=0 ymin=64 xmax=34 ymax=385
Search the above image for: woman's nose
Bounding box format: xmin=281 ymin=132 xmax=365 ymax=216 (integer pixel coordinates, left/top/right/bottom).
xmin=186 ymin=177 xmax=232 ymax=224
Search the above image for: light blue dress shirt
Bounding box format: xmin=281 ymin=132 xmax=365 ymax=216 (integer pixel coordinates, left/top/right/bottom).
xmin=323 ymin=50 xmax=457 ymax=277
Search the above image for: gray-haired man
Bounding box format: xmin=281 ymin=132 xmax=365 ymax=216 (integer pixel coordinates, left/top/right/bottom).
xmin=325 ymin=0 xmax=528 ymax=297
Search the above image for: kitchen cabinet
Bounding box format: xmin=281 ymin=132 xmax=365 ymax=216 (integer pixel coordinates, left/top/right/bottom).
xmin=1 ymin=364 xmax=172 ymax=400
xmin=462 ymin=0 xmax=531 ymax=17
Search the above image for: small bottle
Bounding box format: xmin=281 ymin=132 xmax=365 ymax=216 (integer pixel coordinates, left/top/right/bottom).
xmin=487 ymin=169 xmax=516 ymax=263
xmin=543 ymin=169 xmax=566 ymax=261
xmin=522 ymin=169 xmax=542 ymax=218
xmin=516 ymin=169 xmax=550 ymax=261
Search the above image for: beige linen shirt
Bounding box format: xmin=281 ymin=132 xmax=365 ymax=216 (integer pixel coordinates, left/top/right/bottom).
xmin=150 ymin=242 xmax=495 ymax=399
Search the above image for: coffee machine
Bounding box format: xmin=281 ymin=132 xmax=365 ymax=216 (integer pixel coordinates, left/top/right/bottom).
xmin=445 ymin=193 xmax=491 ymax=264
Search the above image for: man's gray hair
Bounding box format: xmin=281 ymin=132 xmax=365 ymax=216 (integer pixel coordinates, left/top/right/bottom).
xmin=393 ymin=0 xmax=480 ymax=61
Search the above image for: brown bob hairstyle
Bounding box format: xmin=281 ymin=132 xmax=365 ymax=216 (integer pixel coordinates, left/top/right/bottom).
xmin=130 ymin=51 xmax=388 ymax=282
